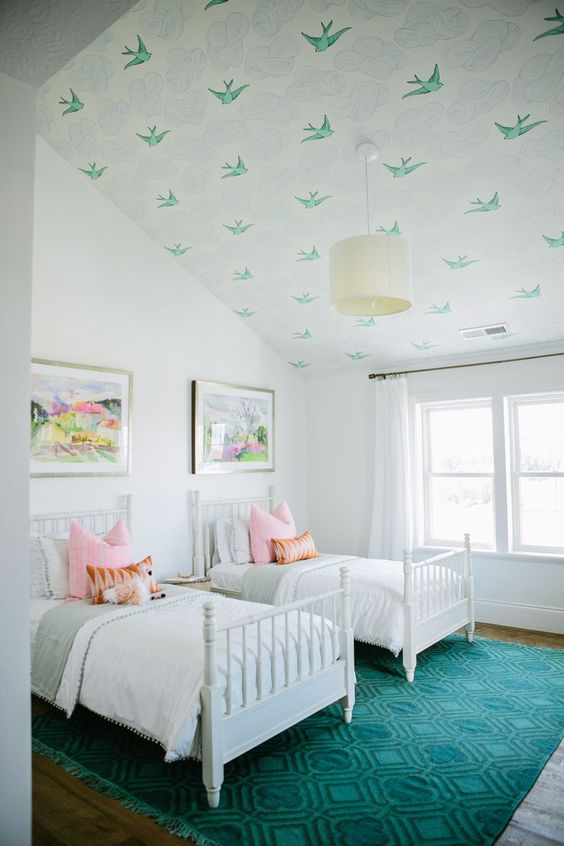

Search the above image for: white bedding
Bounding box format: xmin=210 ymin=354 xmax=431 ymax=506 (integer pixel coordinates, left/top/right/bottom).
xmin=38 ymin=587 xmax=333 ymax=763
xmin=240 ymin=553 xmax=407 ymax=655
xmin=209 ymin=562 xmax=250 ymax=592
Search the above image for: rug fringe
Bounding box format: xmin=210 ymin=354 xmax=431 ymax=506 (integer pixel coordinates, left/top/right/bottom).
xmin=32 ymin=738 xmax=220 ymax=846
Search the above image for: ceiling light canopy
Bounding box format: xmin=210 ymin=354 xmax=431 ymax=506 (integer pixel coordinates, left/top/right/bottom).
xmin=329 ymin=142 xmax=413 ymax=317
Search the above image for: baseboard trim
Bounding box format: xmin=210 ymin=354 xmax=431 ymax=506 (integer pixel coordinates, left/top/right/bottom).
xmin=476 ymin=599 xmax=564 ymax=634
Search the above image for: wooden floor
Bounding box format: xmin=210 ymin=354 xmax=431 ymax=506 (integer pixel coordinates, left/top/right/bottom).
xmin=32 ymin=623 xmax=564 ymax=846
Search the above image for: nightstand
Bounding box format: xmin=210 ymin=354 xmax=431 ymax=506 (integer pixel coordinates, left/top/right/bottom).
xmin=161 ymin=577 xmax=211 ymax=592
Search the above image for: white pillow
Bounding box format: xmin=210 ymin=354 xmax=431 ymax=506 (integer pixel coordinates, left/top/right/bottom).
xmin=213 ymin=518 xmax=253 ymax=565
xmin=214 ymin=518 xmax=235 ymax=564
xmin=30 ymin=536 xmax=48 ymax=598
xmin=230 ymin=519 xmax=253 ymax=564
xmin=40 ymin=536 xmax=69 ymax=599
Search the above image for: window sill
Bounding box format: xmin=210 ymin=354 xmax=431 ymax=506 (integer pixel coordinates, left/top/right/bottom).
xmin=415 ymin=545 xmax=564 ymax=565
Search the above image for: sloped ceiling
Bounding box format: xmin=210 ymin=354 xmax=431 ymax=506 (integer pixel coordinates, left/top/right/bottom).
xmin=38 ymin=0 xmax=564 ymax=373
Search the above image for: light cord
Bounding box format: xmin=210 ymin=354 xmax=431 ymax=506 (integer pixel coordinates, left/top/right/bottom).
xmin=364 ymin=155 xmax=370 ymax=235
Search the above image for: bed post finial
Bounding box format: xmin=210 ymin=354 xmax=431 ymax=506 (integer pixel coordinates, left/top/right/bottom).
xmin=192 ymin=490 xmax=205 ymax=577
xmin=403 ymin=550 xmax=413 ymax=604
xmin=201 ymin=600 xmax=224 ymax=808
xmin=402 ymin=551 xmax=416 ymax=683
xmin=463 ymin=533 xmax=475 ymax=644
xmin=339 ymin=566 xmax=355 ymax=724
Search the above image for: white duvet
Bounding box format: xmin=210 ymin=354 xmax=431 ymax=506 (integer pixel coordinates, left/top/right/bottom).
xmin=53 ymin=588 xmax=334 ymax=762
xmin=250 ymin=554 xmax=406 ymax=655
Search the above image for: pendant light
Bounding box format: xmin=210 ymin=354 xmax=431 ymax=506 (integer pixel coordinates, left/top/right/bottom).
xmin=330 ymin=142 xmax=413 ymax=316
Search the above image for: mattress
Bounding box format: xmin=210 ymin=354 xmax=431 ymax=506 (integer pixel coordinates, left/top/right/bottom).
xmin=209 ymin=563 xmax=249 ymax=592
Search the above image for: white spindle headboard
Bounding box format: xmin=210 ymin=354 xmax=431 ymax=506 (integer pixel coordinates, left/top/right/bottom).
xmin=30 ymin=495 xmax=132 ymax=536
xmin=191 ymin=487 xmax=275 ymax=576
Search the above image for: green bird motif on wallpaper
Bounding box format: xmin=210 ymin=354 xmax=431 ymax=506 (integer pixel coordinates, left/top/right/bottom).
xmin=295 ymin=191 xmax=331 ymax=208
xmin=79 ymin=162 xmax=107 ymax=180
xmin=512 ymin=285 xmax=541 ymax=298
xmin=59 ymin=89 xmax=84 ymax=115
xmin=297 ymin=246 xmax=320 ymax=261
xmin=534 ymin=8 xmax=564 ymax=40
xmin=301 ymin=20 xmax=351 ymax=53
xmin=355 ymin=317 xmax=377 ymax=327
xmin=375 ymin=221 xmax=401 ymax=236
xmin=293 ymin=329 xmax=312 ymax=340
xmin=209 ymin=79 xmax=249 ymax=105
xmin=427 ymin=302 xmax=451 ymax=314
xmin=122 ymin=35 xmax=151 ymax=70
xmin=224 ymin=220 xmax=254 ymax=235
xmin=346 ymin=351 xmax=369 ymax=360
xmin=222 ymin=156 xmax=248 ymax=178
xmin=302 ymin=115 xmax=333 ymax=143
xmin=402 ymin=64 xmax=443 ymax=99
xmin=543 ymin=231 xmax=564 ymax=248
xmin=166 ymin=244 xmax=190 ymax=256
xmin=383 ymin=157 xmax=426 ymax=177
xmin=156 ymin=190 xmax=178 ymax=208
xmin=234 ymin=307 xmax=257 ymax=318
xmin=292 ymin=293 xmax=319 ymax=304
xmin=137 ymin=125 xmax=170 ymax=146
xmin=289 ymin=360 xmax=311 ymax=368
xmin=412 ymin=341 xmax=436 ymax=351
xmin=442 ymin=255 xmax=479 ymax=269
xmin=205 ymin=0 xmax=229 ymax=8
xmin=495 ymin=114 xmax=547 ymax=140
xmin=233 ymin=267 xmax=253 ymax=280
xmin=465 ymin=192 xmax=500 ymax=214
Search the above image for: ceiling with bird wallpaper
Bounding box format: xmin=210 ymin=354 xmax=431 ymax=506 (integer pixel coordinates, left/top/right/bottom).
xmin=38 ymin=0 xmax=564 ymax=373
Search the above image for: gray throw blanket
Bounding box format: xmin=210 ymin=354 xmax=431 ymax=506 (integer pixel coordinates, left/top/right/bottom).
xmin=241 ymin=564 xmax=291 ymax=604
xmin=32 ymin=600 xmax=118 ymax=703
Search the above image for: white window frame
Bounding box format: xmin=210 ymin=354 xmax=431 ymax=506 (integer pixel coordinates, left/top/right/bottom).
xmin=419 ymin=398 xmax=496 ymax=550
xmin=507 ymin=392 xmax=564 ymax=556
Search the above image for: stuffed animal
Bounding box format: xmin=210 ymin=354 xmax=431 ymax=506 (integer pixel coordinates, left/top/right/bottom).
xmin=104 ymin=577 xmax=166 ymax=605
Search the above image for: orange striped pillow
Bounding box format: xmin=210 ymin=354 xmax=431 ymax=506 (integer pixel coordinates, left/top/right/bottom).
xmin=87 ymin=555 xmax=160 ymax=605
xmin=272 ymin=531 xmax=319 ymax=565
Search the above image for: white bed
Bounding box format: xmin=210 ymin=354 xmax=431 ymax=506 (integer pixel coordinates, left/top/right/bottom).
xmin=192 ymin=490 xmax=475 ymax=683
xmin=30 ymin=501 xmax=355 ymax=808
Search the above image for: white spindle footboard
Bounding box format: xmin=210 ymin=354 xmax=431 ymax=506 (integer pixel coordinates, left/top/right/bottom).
xmin=200 ymin=566 xmax=355 ymax=808
xmin=402 ymin=534 xmax=474 ymax=682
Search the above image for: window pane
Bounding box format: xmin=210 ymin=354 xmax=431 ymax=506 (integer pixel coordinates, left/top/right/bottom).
xmin=519 ymin=477 xmax=564 ymax=549
xmin=430 ymin=476 xmax=494 ymax=545
xmin=429 ymin=406 xmax=493 ymax=472
xmin=517 ymin=402 xmax=564 ymax=472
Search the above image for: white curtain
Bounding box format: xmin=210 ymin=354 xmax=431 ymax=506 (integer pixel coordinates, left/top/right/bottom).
xmin=368 ymin=375 xmax=412 ymax=561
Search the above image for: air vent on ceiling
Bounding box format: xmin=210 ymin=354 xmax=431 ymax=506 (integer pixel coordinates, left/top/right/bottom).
xmin=459 ymin=323 xmax=509 ymax=340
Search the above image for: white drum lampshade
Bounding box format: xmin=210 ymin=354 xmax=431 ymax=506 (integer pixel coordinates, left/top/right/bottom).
xmin=330 ymin=234 xmax=412 ymax=316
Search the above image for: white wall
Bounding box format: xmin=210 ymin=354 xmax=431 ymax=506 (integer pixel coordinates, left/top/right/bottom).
xmin=307 ymin=356 xmax=564 ymax=633
xmin=0 ymin=70 xmax=34 ymax=846
xmin=31 ymin=137 xmax=308 ymax=577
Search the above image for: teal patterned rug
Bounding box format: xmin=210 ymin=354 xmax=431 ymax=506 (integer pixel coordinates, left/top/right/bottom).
xmin=32 ymin=636 xmax=564 ymax=846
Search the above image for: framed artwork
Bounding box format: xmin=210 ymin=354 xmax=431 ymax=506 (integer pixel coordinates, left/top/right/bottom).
xmin=30 ymin=359 xmax=132 ymax=477
xmin=192 ymin=381 xmax=275 ymax=474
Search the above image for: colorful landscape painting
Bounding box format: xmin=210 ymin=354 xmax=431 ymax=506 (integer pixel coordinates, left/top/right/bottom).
xmin=192 ymin=381 xmax=274 ymax=474
xmin=30 ymin=360 xmax=131 ymax=476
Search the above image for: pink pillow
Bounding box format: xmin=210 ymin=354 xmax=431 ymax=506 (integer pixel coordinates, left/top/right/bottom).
xmin=249 ymin=501 xmax=296 ymax=564
xmin=69 ymin=519 xmax=133 ymax=599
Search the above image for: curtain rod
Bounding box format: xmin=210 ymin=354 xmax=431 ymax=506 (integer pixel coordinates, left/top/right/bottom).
xmin=368 ymin=350 xmax=564 ymax=380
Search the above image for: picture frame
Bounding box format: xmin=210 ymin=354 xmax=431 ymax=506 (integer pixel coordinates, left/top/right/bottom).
xmin=30 ymin=359 xmax=132 ymax=477
xmin=192 ymin=381 xmax=275 ymax=474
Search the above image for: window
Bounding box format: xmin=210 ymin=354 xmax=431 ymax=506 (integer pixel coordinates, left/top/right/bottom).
xmin=417 ymin=391 xmax=564 ymax=556
xmin=421 ymin=400 xmax=495 ymax=548
xmin=509 ymin=395 xmax=564 ymax=554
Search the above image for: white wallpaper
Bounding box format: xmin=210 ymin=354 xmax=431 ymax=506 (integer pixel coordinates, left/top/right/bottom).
xmin=38 ymin=0 xmax=564 ymax=372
